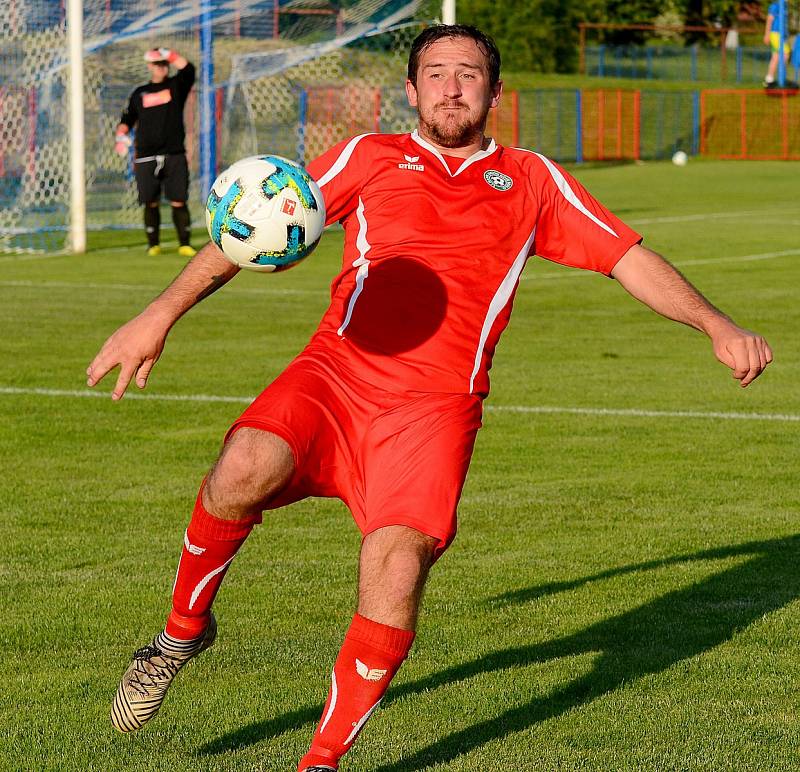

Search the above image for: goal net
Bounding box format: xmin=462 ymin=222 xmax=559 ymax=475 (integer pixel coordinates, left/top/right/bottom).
xmin=222 ymin=17 xmax=423 ymax=166
xmin=0 ymin=0 xmax=425 ymax=254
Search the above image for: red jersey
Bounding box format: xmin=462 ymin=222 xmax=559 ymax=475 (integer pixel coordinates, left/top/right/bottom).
xmin=304 ymin=131 xmax=641 ymax=398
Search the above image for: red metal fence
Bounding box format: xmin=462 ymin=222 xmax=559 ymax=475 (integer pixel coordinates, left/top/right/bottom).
xmin=700 ymin=89 xmax=800 ymax=160
xmin=581 ymin=89 xmax=641 ymax=161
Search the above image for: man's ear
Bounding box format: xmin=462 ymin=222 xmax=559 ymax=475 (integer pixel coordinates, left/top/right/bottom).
xmin=490 ymin=79 xmax=503 ymax=109
xmin=405 ymin=79 xmax=418 ymax=108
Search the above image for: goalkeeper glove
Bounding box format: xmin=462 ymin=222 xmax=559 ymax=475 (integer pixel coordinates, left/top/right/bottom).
xmin=144 ymin=48 xmax=178 ymax=64
xmin=114 ymin=131 xmax=132 ymax=157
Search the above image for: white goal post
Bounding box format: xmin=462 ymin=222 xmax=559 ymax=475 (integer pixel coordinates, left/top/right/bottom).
xmin=67 ymin=0 xmax=86 ymax=254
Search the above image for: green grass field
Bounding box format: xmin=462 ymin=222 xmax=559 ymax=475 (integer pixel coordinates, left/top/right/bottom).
xmin=2 ymin=160 xmax=799 ymax=771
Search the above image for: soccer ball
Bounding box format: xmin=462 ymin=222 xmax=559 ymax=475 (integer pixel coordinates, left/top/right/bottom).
xmin=671 ymin=150 xmax=688 ymax=167
xmin=205 ymin=155 xmax=325 ymax=272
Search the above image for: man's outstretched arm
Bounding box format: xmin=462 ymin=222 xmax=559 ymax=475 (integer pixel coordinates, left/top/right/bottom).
xmin=610 ymin=243 xmax=773 ymax=387
xmin=86 ymin=242 xmax=238 ymax=400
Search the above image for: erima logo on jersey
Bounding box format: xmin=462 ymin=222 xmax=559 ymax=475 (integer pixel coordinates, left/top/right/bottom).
xmin=398 ymin=154 xmax=424 ymax=172
xmin=484 ymin=169 xmax=513 ymax=191
xmin=355 ymin=658 xmax=387 ymax=681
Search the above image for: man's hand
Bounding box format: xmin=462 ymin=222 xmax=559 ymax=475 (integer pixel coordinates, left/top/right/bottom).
xmin=144 ymin=47 xmax=177 ymax=63
xmin=87 ymin=243 xmax=236 ymax=401
xmin=114 ymin=131 xmax=132 ymax=157
xmin=86 ymin=310 xmax=172 ymax=401
xmin=708 ymin=320 xmax=773 ymax=388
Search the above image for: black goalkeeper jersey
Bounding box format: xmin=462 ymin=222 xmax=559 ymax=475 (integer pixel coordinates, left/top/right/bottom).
xmin=120 ymin=63 xmax=195 ymax=157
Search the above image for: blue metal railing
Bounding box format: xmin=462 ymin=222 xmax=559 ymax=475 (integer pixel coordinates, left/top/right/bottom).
xmin=585 ymin=44 xmax=798 ymax=84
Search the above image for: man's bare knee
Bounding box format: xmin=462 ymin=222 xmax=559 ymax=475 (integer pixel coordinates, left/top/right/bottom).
xmin=358 ymin=526 xmax=438 ymax=629
xmin=204 ymin=428 xmax=294 ymax=519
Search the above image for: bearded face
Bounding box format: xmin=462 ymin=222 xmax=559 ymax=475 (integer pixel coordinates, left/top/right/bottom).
xmin=417 ymin=93 xmax=488 ymax=149
xmin=406 ymin=37 xmax=502 ymax=152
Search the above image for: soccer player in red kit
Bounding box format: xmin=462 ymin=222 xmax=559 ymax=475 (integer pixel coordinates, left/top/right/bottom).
xmin=87 ymin=25 xmax=772 ymax=770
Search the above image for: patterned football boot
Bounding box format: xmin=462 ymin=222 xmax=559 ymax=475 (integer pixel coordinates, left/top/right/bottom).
xmin=111 ymin=614 xmax=217 ymax=732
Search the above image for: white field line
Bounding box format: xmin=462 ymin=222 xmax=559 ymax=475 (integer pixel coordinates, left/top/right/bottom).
xmin=676 ymin=248 xmax=800 ymax=267
xmin=1 ymin=386 xmax=797 ymax=423
xmin=488 ymin=404 xmax=800 ymax=423
xmin=519 ymin=247 xmax=800 ymax=282
xmin=626 ymin=209 xmax=786 ymax=225
xmin=0 ymin=387 xmax=250 ymax=404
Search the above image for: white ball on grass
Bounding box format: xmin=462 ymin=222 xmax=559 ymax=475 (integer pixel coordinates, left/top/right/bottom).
xmin=672 ymin=150 xmax=688 ymax=167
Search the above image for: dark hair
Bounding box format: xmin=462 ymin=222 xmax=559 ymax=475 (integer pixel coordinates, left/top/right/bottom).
xmin=407 ymin=24 xmax=501 ymax=88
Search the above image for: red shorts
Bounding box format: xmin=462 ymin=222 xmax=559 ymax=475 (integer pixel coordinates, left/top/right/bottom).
xmin=226 ymin=351 xmax=482 ymax=557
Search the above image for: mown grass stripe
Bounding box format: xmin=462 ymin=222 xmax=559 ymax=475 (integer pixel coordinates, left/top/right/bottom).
xmin=1 ymin=244 xmax=797 ymax=298
xmin=0 ymin=279 xmax=318 ymax=296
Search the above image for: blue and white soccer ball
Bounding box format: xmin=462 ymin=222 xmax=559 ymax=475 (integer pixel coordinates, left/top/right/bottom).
xmin=205 ymin=155 xmax=326 ymax=272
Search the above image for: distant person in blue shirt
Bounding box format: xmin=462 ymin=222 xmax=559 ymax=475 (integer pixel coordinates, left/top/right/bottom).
xmin=764 ymin=1 xmax=792 ymax=86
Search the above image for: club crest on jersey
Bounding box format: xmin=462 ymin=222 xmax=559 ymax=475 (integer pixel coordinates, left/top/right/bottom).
xmin=398 ymin=154 xmax=424 ymax=172
xmin=484 ymin=169 xmax=513 ymax=191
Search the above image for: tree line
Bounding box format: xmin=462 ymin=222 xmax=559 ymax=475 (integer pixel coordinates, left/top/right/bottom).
xmin=417 ymin=0 xmax=762 ymax=73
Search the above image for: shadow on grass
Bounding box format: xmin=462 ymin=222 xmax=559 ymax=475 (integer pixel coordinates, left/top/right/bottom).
xmin=196 ymin=534 xmax=800 ymax=767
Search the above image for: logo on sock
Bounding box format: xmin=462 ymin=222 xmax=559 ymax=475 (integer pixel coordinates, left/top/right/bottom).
xmin=355 ymin=658 xmax=387 ymax=682
xmin=184 ymin=531 xmax=206 ymax=556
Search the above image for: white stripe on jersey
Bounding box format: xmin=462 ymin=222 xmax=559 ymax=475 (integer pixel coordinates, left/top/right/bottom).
xmin=316 ymin=133 xmax=376 ymax=188
xmin=411 ymin=130 xmax=498 ymax=177
xmin=337 ymin=196 xmax=371 ymax=337
xmin=469 ymin=228 xmax=536 ymax=393
xmin=515 ymin=148 xmax=620 ymax=238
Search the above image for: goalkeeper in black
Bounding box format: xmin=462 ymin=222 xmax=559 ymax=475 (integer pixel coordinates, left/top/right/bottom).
xmin=115 ymin=48 xmax=197 ymax=258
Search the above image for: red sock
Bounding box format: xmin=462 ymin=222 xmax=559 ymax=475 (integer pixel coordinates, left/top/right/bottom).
xmin=165 ymin=486 xmax=261 ymax=640
xmin=298 ymin=613 xmax=415 ymax=771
